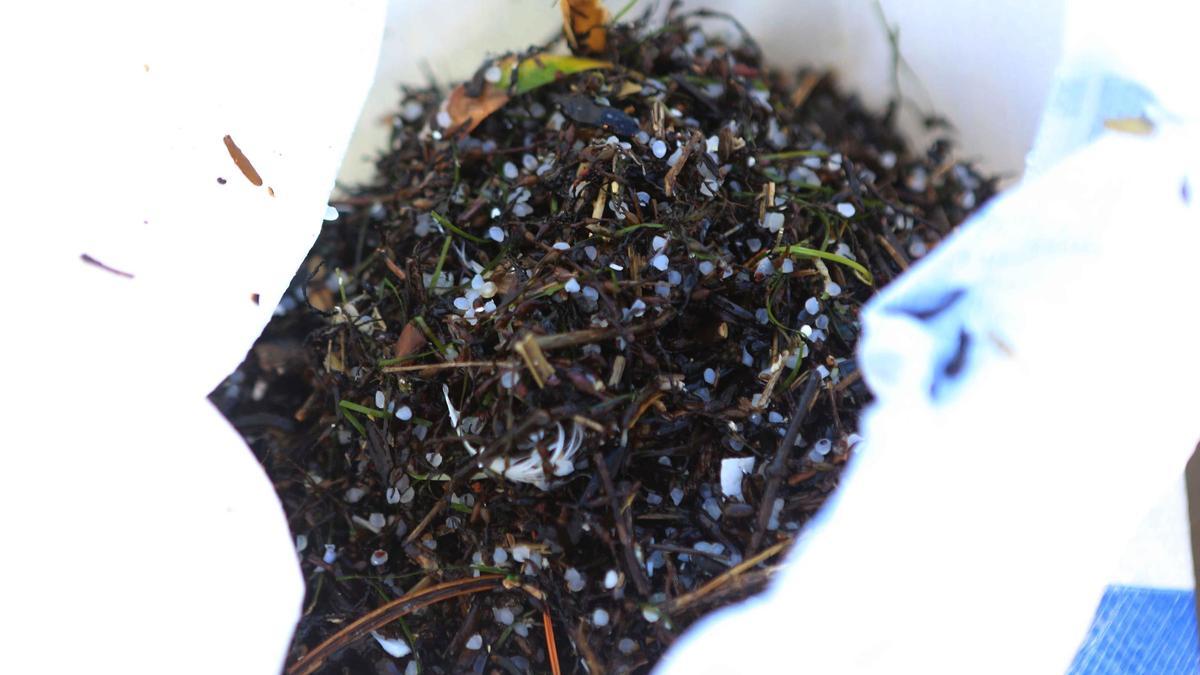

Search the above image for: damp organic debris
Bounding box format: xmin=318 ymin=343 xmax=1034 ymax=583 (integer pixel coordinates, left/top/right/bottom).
xmin=212 ymin=5 xmax=995 ymax=674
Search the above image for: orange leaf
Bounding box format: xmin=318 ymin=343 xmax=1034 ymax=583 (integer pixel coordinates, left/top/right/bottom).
xmin=561 ymin=0 xmax=610 ymax=54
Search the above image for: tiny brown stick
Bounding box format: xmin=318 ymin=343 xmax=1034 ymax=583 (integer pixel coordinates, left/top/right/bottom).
xmin=594 ymin=452 xmax=652 ymax=595
xmin=750 ymin=373 xmax=821 ymax=552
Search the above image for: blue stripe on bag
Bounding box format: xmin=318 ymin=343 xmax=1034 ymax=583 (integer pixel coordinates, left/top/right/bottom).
xmin=1068 ymin=586 xmax=1198 ymax=674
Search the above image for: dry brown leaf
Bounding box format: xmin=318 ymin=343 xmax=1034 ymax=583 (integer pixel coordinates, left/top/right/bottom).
xmin=561 ymin=0 xmax=610 ymax=54
xmin=442 ymin=83 xmax=511 ymax=135
xmin=394 ymin=321 xmax=427 ymax=360
xmin=440 ymin=54 xmax=611 ymax=134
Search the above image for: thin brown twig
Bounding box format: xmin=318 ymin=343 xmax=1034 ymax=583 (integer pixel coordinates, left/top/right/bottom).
xmin=750 ymin=373 xmax=821 ymax=552
xmin=593 ymin=451 xmax=652 ymax=595
xmin=542 ymin=605 xmax=562 ymax=675
xmin=285 ymin=575 xmax=505 ymax=675
xmin=381 ymin=360 xmax=518 ymax=373
xmin=664 ymin=539 xmax=791 ymax=615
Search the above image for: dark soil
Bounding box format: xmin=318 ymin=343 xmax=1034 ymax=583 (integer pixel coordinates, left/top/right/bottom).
xmin=211 ymin=9 xmax=994 ymax=674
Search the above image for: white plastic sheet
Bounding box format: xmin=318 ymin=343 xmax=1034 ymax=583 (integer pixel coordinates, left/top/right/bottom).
xmin=5 ymin=1 xmax=384 ymax=671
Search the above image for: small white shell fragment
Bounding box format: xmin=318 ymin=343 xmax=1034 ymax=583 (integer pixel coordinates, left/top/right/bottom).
xmin=768 ymin=497 xmax=786 ymax=530
xmin=670 ymin=487 xmax=685 ymax=506
xmin=494 ymin=606 xmax=515 ymax=625
xmin=323 ymin=205 xmax=339 ymax=221
xmin=698 ymin=260 xmax=715 ymax=275
xmin=500 ymin=370 xmax=520 ymax=389
xmin=702 ymin=496 xmax=722 ymax=520
xmin=604 ymin=569 xmax=619 ymax=589
xmin=619 ymin=638 xmax=637 ymax=655
xmin=395 ymin=405 xmax=413 ymax=421
xmin=553 ymin=241 xmax=571 ymax=251
xmin=344 ymin=486 xmax=366 ymax=503
xmin=513 ymin=202 xmax=533 ymax=218
xmin=650 ymin=254 xmax=670 ymax=271
xmin=762 ymin=212 xmax=784 ymax=232
xmin=593 ymin=608 xmax=610 ymax=627
xmin=836 ymin=202 xmax=856 ymax=218
xmin=374 ymin=390 xmax=386 ymax=409
xmin=493 ymin=547 xmax=508 ymax=565
xmin=488 ymin=226 xmax=505 ymax=242
xmin=565 ymin=567 xmax=586 ymax=592
xmin=370 ymin=549 xmax=389 ymax=566
xmin=371 ymin=631 xmax=411 ymax=658
xmin=484 ymin=65 xmax=502 ymax=83
xmin=703 ymin=367 xmax=716 ymax=385
xmin=720 ymin=456 xmax=756 ymax=501
xmin=512 ymin=544 xmax=532 ymax=562
xmin=322 ymin=544 xmax=338 ymax=564
xmin=826 ymin=281 xmax=842 ymax=297
xmin=386 ymin=486 xmax=401 ymax=504
xmin=642 ymin=606 xmax=662 ymax=623
xmin=564 ymin=277 xmax=581 ymax=294
xmin=295 ymin=534 xmax=308 ymax=553
xmin=502 ymin=161 xmax=518 ymax=180
xmin=368 ymin=512 xmax=386 ymax=529
xmin=465 ymin=634 xmax=483 ymax=650
xmin=651 ymin=139 xmax=667 ymax=158
xmin=813 ymin=438 xmax=833 ymax=456
xmin=652 ymin=235 xmax=669 ymax=251
xmin=768 ymin=411 xmax=784 ymax=424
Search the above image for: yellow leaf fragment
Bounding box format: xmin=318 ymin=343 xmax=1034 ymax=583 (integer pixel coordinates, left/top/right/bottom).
xmin=1103 ymin=117 xmax=1155 ymax=135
